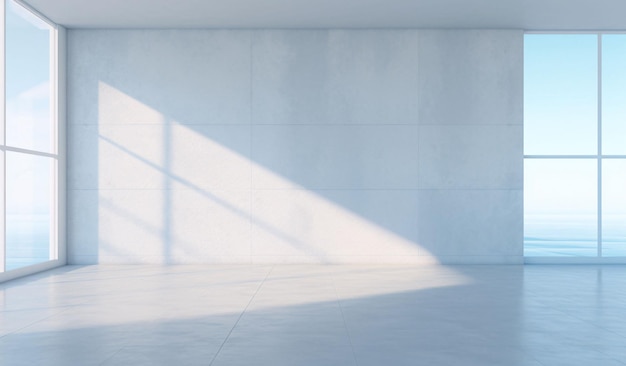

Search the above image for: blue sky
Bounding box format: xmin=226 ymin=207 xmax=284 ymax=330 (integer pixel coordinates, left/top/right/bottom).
xmin=5 ymin=0 xmax=52 ymax=215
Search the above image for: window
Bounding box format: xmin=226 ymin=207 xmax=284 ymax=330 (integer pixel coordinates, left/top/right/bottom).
xmin=525 ymin=33 xmax=626 ymax=257
xmin=1 ymin=0 xmax=60 ymax=272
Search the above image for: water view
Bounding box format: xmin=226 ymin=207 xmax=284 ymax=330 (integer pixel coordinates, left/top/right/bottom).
xmin=5 ymin=214 xmax=50 ymax=270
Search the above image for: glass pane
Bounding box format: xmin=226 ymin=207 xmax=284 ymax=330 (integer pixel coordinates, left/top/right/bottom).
xmin=602 ymin=35 xmax=626 ymax=155
xmin=524 ymin=35 xmax=597 ymax=155
xmin=602 ymin=160 xmax=626 ymax=256
xmin=6 ymin=152 xmax=54 ymax=270
xmin=524 ymin=159 xmax=597 ymax=256
xmin=5 ymin=0 xmax=53 ymax=153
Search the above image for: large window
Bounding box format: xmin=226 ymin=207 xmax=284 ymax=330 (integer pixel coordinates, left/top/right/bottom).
xmin=1 ymin=0 xmax=59 ymax=273
xmin=525 ymin=34 xmax=626 ymax=257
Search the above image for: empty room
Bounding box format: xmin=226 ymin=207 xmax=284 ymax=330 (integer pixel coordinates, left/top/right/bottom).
xmin=1 ymin=0 xmax=626 ymax=365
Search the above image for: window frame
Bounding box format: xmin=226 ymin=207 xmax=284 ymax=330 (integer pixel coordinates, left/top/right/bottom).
xmin=0 ymin=0 xmax=65 ymax=282
xmin=525 ymin=31 xmax=626 ymax=263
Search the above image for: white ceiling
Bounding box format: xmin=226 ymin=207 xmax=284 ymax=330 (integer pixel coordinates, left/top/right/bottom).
xmin=20 ymin=0 xmax=626 ymax=30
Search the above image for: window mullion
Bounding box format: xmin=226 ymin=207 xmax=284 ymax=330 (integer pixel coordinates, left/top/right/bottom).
xmin=598 ymin=34 xmax=603 ymax=258
xmin=0 ymin=0 xmax=5 ymax=273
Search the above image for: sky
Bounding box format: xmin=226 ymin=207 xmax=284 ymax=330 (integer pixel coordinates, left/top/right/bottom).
xmin=5 ymin=0 xmax=52 ymax=216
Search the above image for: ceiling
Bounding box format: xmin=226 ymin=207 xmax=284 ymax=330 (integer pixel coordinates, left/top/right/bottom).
xmin=20 ymin=0 xmax=626 ymax=30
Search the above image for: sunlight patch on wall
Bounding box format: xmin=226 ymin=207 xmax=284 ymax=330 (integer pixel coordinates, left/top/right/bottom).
xmin=98 ymin=82 xmax=165 ymax=125
xmin=91 ymin=82 xmax=433 ymax=264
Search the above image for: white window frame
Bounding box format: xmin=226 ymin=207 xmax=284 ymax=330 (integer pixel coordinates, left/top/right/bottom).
xmin=525 ymin=31 xmax=626 ymax=264
xmin=0 ymin=0 xmax=66 ymax=282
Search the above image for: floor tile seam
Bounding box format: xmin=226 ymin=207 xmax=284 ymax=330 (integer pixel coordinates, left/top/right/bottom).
xmin=541 ymin=300 xmax=622 ymax=326
xmin=208 ymin=264 xmax=275 ymax=366
xmin=330 ymin=271 xmax=359 ymax=366
xmin=98 ymin=346 xmax=125 ymax=366
xmin=592 ymin=344 xmax=626 ymax=366
xmin=520 ymin=347 xmax=550 ymax=366
xmin=82 ymin=270 xmax=234 ymax=282
xmin=0 ymin=305 xmax=79 ymax=313
xmin=0 ymin=307 xmax=72 ymax=341
xmin=562 ymin=311 xmax=626 ymax=342
xmin=526 ymin=351 xmax=548 ymax=366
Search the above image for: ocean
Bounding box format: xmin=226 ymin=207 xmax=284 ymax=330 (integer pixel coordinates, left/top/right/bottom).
xmin=5 ymin=214 xmax=51 ymax=270
xmin=524 ymin=213 xmax=626 ymax=256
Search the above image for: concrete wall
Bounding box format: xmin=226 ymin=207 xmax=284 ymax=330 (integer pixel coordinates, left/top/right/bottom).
xmin=67 ymin=29 xmax=523 ymax=264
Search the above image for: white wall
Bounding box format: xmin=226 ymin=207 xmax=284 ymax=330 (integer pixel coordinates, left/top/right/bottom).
xmin=67 ymin=29 xmax=522 ymax=264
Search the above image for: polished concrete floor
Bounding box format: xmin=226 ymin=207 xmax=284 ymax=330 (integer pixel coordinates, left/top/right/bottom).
xmin=1 ymin=264 xmax=626 ymax=365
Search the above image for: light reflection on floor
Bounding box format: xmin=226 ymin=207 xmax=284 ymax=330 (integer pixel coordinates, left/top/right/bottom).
xmin=1 ymin=264 xmax=626 ymax=365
